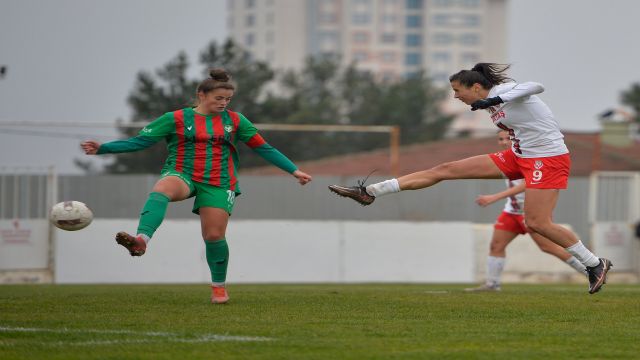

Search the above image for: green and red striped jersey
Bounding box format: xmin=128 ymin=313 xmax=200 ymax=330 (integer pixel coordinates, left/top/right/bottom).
xmin=98 ymin=108 xmax=298 ymax=193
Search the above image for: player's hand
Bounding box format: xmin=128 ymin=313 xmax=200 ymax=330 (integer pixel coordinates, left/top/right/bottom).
xmin=475 ymin=194 xmax=497 ymax=207
xmin=80 ymin=140 xmax=101 ymax=155
xmin=293 ymin=170 xmax=312 ymax=185
xmin=470 ymin=96 xmax=503 ymax=111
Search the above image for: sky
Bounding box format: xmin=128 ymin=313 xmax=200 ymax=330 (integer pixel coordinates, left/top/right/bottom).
xmin=1 ymin=0 xmax=639 ymax=174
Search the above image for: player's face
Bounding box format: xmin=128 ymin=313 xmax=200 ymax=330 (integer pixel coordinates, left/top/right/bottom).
xmin=497 ymin=131 xmax=511 ymax=150
xmin=450 ymin=80 xmax=485 ymax=105
xmin=199 ymin=88 xmax=234 ymax=114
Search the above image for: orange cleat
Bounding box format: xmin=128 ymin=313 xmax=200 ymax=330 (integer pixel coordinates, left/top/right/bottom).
xmin=211 ymin=285 xmax=229 ymax=304
xmin=115 ymin=231 xmax=147 ymax=256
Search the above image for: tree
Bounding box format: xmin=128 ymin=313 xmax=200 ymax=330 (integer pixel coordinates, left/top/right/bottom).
xmin=621 ymin=83 xmax=640 ymax=123
xmin=83 ymin=39 xmax=452 ymax=173
xmin=99 ymin=39 xmax=273 ymax=174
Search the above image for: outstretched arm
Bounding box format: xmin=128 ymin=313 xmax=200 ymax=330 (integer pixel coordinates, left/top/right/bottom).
xmin=476 ymin=181 xmax=526 ymax=207
xmin=81 ymin=136 xmax=158 ymax=155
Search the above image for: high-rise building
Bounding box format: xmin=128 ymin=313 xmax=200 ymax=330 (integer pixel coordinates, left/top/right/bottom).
xmin=228 ymin=0 xmax=508 ymax=135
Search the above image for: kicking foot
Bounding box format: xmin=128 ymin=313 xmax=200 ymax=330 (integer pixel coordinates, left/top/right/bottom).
xmin=115 ymin=231 xmax=146 ymax=256
xmin=586 ymin=258 xmax=613 ymax=294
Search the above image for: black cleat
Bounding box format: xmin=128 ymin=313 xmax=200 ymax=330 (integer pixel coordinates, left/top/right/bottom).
xmin=328 ymin=171 xmax=377 ymax=206
xmin=586 ymin=258 xmax=612 ymax=294
xmin=328 ymin=184 xmax=375 ymax=206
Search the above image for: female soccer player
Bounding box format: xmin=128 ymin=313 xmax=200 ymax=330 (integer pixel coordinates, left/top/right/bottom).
xmin=82 ymin=69 xmax=312 ymax=304
xmin=465 ymin=130 xmax=586 ymax=292
xmin=329 ymin=63 xmax=612 ymax=294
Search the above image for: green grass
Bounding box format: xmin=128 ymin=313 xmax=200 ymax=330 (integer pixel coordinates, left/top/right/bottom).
xmin=1 ymin=284 xmax=639 ymax=359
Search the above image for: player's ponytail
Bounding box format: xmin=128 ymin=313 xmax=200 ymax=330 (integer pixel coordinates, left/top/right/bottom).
xmin=449 ymin=63 xmax=513 ymax=89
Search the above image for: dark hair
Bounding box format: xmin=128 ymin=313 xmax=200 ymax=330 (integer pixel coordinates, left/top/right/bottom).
xmin=449 ymin=63 xmax=513 ymax=89
xmin=196 ymin=68 xmax=235 ymax=95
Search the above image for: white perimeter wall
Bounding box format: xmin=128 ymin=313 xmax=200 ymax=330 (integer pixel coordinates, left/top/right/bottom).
xmin=55 ymin=220 xmax=475 ymax=284
xmin=53 ymin=220 xmax=600 ymax=284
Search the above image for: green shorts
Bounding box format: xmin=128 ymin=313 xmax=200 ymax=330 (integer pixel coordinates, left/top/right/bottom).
xmin=160 ymin=171 xmax=236 ymax=215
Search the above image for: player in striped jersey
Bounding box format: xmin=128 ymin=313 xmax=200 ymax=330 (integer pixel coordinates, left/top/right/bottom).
xmin=82 ymin=69 xmax=312 ymax=303
xmin=465 ymin=130 xmax=586 ymax=292
xmin=329 ymin=63 xmax=612 ymax=294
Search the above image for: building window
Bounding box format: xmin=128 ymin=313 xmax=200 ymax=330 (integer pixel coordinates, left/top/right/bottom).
xmin=434 ymin=0 xmax=453 ymax=6
xmin=460 ymin=0 xmax=480 ymax=7
xmin=245 ymin=33 xmax=255 ymax=46
xmin=431 ymin=72 xmax=450 ymax=83
xmin=245 ymin=0 xmax=255 ymax=8
xmin=381 ymin=14 xmax=396 ymax=24
xmin=246 ymin=15 xmax=255 ymax=27
xmin=381 ymin=33 xmax=397 ymax=43
xmin=459 ymin=33 xmax=480 ymax=45
xmin=432 ymin=52 xmax=451 ymax=62
xmin=353 ymin=51 xmax=369 ymax=62
xmin=406 ymin=15 xmax=422 ymax=28
xmin=352 ymin=32 xmax=369 ymax=44
xmin=405 ymin=34 xmax=421 ymax=47
xmin=433 ymin=33 xmax=452 ymax=44
xmin=433 ymin=14 xmax=451 ymax=26
xmin=320 ymin=12 xmax=338 ymax=24
xmin=381 ymin=52 xmax=396 ymax=63
xmin=461 ymin=52 xmax=479 ymax=64
xmin=406 ymin=0 xmax=423 ymax=9
xmin=462 ymin=14 xmax=480 ymax=26
xmin=405 ymin=52 xmax=422 ymax=66
xmin=352 ymin=13 xmax=372 ymax=24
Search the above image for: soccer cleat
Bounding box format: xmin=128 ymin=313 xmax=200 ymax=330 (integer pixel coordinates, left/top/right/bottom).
xmin=328 ymin=170 xmax=377 ymax=206
xmin=115 ymin=231 xmax=147 ymax=256
xmin=464 ymin=283 xmax=501 ymax=292
xmin=586 ymin=258 xmax=613 ymax=294
xmin=328 ymin=184 xmax=375 ymax=206
xmin=211 ymin=285 xmax=229 ymax=304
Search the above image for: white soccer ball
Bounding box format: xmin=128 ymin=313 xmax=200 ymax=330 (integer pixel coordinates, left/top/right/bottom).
xmin=49 ymin=201 xmax=94 ymax=231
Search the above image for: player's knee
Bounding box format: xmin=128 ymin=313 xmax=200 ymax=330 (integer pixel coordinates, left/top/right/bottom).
xmin=525 ymin=218 xmax=549 ymax=234
xmin=203 ymin=229 xmax=226 ymax=241
xmin=489 ymin=241 xmax=507 ymax=253
xmin=433 ymin=161 xmax=456 ymax=179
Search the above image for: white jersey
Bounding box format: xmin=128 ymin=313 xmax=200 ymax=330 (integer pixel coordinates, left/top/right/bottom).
xmin=487 ymin=82 xmax=569 ymax=158
xmin=503 ymin=178 xmax=525 ymax=215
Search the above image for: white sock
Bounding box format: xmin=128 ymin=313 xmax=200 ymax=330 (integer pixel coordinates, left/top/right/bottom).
xmin=565 ymin=256 xmax=588 ymax=275
xmin=138 ymin=234 xmax=151 ymax=244
xmin=366 ymin=178 xmax=400 ymax=197
xmin=565 ymin=241 xmax=600 ymax=267
xmin=486 ymin=256 xmax=505 ymax=287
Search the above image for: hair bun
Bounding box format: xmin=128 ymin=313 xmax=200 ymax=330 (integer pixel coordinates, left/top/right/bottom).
xmin=209 ymin=68 xmax=230 ymax=82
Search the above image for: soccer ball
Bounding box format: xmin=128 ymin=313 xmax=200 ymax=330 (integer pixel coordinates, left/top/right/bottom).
xmin=49 ymin=201 xmax=94 ymax=231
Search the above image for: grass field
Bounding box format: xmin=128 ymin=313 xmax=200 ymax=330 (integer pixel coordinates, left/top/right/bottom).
xmin=1 ymin=284 xmax=639 ymax=359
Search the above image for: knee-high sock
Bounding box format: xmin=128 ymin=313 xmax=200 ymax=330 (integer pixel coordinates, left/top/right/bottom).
xmin=136 ymin=192 xmax=170 ymax=240
xmin=486 ymin=256 xmax=506 ymax=286
xmin=205 ymin=239 xmax=229 ymax=284
xmin=565 ymin=240 xmax=600 ymax=267
xmin=565 ymin=256 xmax=587 ymax=275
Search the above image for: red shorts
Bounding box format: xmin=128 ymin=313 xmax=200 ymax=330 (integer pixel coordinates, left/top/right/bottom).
xmin=489 ymin=149 xmax=570 ymax=189
xmin=494 ymin=211 xmax=529 ymax=235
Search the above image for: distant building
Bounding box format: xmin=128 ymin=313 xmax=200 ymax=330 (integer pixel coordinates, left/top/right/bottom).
xmin=228 ymin=0 xmax=508 ymax=135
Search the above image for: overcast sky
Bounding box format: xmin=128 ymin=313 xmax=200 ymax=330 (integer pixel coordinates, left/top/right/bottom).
xmin=1 ymin=0 xmax=639 ymax=174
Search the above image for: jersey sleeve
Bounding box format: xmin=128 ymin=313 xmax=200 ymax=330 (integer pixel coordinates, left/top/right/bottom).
xmin=237 ymin=113 xmax=298 ymax=174
xmin=96 ymin=113 xmax=174 ymax=154
xmin=496 ymin=82 xmax=545 ymax=102
xmin=137 ymin=112 xmax=176 ymax=139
